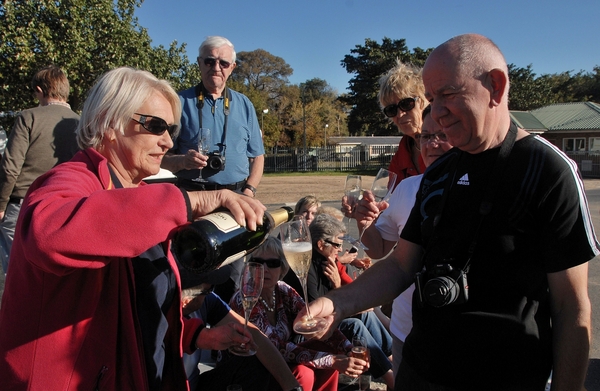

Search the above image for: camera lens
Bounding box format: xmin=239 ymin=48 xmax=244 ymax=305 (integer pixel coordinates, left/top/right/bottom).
xmin=423 ymin=276 xmax=460 ymax=307
xmin=208 ymin=156 xmax=222 ymax=170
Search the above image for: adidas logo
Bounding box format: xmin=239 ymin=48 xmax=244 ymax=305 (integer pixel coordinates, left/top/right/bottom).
xmin=457 ymin=174 xmax=470 ymax=186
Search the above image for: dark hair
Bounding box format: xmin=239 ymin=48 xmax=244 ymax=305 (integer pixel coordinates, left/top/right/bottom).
xmin=31 ymin=65 xmax=70 ymax=101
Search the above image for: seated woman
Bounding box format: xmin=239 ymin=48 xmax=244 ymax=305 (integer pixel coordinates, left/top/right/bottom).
xmin=179 ymin=266 xmax=299 ymax=391
xmin=230 ymin=237 xmax=368 ymax=391
xmin=285 ymin=213 xmax=395 ymax=389
xmin=294 ymin=195 xmax=321 ymax=226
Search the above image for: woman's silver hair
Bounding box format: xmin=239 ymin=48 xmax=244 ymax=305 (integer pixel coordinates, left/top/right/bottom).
xmin=248 ymin=236 xmax=289 ymax=280
xmin=199 ymin=36 xmax=236 ymax=63
xmin=76 ymin=67 xmax=181 ymax=150
xmin=309 ymin=213 xmax=346 ymax=248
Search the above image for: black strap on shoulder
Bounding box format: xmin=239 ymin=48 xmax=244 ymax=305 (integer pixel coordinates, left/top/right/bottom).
xmin=195 ymin=82 xmax=230 ymax=156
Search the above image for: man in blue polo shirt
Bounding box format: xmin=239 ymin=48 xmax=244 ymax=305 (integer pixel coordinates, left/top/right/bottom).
xmin=162 ymin=35 xmax=264 ymax=198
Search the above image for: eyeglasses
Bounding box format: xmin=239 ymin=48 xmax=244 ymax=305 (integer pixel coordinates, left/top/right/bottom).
xmin=251 ymin=258 xmax=282 ymax=268
xmin=417 ymin=132 xmax=449 ymax=145
xmin=324 ymin=239 xmax=343 ymax=249
xmin=132 ymin=113 xmax=178 ymax=137
xmin=201 ymin=57 xmax=232 ymax=69
xmin=382 ymin=97 xmax=419 ymax=118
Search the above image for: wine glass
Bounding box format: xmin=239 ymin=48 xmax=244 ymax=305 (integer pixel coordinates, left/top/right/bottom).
xmin=280 ymin=216 xmax=328 ymax=334
xmin=193 ymin=127 xmax=211 ymax=182
xmin=370 ymin=168 xmax=397 ymax=202
xmin=356 ymin=168 xmax=398 ymax=246
xmin=349 ymin=336 xmax=369 ymax=386
xmin=229 ymin=261 xmax=264 ymax=356
xmin=342 ymin=175 xmax=367 ymax=249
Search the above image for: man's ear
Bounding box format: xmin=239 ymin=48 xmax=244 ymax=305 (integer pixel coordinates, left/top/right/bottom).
xmin=487 ymin=68 xmax=508 ymax=107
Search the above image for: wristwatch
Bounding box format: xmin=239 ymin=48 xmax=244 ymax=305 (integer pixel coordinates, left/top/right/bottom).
xmin=242 ymin=183 xmax=257 ymax=196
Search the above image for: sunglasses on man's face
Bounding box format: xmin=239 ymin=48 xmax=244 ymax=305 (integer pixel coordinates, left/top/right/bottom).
xmin=202 ymin=57 xmax=232 ymax=69
xmin=382 ymin=97 xmax=419 ymax=118
xmin=132 ymin=113 xmax=178 ymax=137
xmin=251 ymin=258 xmax=282 ymax=268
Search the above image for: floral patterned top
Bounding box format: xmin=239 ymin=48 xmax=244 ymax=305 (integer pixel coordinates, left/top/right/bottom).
xmin=230 ymin=281 xmax=352 ymax=369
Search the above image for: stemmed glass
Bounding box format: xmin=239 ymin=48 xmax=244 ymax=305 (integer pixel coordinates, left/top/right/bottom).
xmin=193 ymin=127 xmax=211 ymax=182
xmin=229 ymin=261 xmax=264 ymax=356
xmin=342 ymin=175 xmax=367 ymax=249
xmin=356 ymin=168 xmax=397 ymax=247
xmin=370 ymin=168 xmax=397 ymax=202
xmin=280 ymin=216 xmax=328 ymax=334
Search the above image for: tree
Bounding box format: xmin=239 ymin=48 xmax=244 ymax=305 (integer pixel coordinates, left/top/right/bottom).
xmin=339 ymin=37 xmax=432 ymax=136
xmin=507 ymin=64 xmax=554 ymax=110
xmin=0 ymin=0 xmax=197 ymax=130
xmin=231 ymin=49 xmax=293 ymax=97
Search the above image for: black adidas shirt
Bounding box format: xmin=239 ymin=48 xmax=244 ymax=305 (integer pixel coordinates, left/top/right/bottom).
xmin=400 ymin=134 xmax=599 ymax=389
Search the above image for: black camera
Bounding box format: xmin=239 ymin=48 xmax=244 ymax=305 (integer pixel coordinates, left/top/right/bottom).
xmin=206 ymin=152 xmax=226 ymax=172
xmin=416 ymin=262 xmax=469 ymax=308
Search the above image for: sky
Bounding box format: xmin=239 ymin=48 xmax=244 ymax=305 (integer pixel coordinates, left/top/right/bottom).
xmin=135 ymin=0 xmax=599 ymax=94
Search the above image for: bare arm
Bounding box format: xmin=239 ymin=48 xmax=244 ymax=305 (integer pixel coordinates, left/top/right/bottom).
xmin=243 ymin=155 xmax=264 ymax=197
xmin=548 ymin=262 xmax=591 ymax=391
xmin=219 ymin=311 xmax=300 ymax=391
xmin=297 ymin=238 xmax=423 ymax=338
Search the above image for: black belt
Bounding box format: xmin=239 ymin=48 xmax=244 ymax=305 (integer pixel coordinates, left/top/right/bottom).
xmin=9 ymin=196 xmax=23 ymax=204
xmin=177 ymin=179 xmax=246 ymax=192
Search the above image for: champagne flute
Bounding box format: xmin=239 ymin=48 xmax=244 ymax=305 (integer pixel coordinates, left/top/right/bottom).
xmin=342 ymin=175 xmax=367 ymax=249
xmin=193 ymin=127 xmax=211 ymax=182
xmin=349 ymin=336 xmax=370 ymax=386
xmin=229 ymin=261 xmax=264 ymax=356
xmin=370 ymin=168 xmax=397 ymax=203
xmin=280 ymin=216 xmax=328 ymax=334
xmin=356 ymin=168 xmax=398 ymax=247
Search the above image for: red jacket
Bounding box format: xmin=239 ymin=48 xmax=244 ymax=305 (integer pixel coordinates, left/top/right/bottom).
xmin=388 ymin=136 xmax=426 ymax=190
xmin=0 ymin=148 xmax=201 ymax=391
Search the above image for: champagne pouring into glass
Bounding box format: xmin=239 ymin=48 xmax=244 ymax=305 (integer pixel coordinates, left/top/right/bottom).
xmin=229 ymin=261 xmax=264 ymax=356
xmin=280 ymin=216 xmax=328 ymax=334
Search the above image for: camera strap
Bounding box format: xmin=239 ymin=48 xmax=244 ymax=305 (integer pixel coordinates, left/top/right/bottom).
xmin=425 ymin=122 xmax=518 ymax=273
xmin=195 ymin=82 xmax=230 ymax=157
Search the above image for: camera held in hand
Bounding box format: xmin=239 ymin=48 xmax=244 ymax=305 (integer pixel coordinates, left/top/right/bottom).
xmin=206 ymin=151 xmax=226 ymax=172
xmin=416 ymin=261 xmax=469 ymax=308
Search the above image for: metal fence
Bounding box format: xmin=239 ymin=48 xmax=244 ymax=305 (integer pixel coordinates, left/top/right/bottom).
xmin=264 ymin=145 xmax=398 ymax=173
xmin=567 ymin=152 xmax=600 ymax=178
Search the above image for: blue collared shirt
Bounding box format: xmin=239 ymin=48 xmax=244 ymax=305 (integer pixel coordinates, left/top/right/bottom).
xmin=172 ymin=86 xmax=265 ymax=185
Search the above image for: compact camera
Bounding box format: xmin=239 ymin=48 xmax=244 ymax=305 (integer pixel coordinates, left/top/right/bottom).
xmin=416 ymin=262 xmax=469 ymax=308
xmin=206 ymin=152 xmax=226 ymax=172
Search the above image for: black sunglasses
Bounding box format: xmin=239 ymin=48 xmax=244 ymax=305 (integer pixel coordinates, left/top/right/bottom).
xmin=251 ymin=258 xmax=282 ymax=268
xmin=382 ymin=97 xmax=419 ymax=118
xmin=132 ymin=113 xmax=178 ymax=137
xmin=324 ymin=239 xmax=343 ymax=249
xmin=202 ymin=57 xmax=232 ymax=69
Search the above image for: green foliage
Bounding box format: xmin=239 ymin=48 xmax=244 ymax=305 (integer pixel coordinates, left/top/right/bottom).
xmin=0 ymin=0 xmax=197 ymax=131
xmin=339 ymin=37 xmax=432 ymax=136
